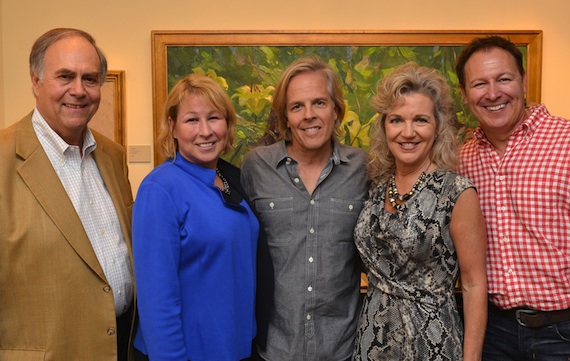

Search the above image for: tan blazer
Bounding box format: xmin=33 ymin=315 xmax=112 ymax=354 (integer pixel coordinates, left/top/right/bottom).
xmin=0 ymin=113 xmax=135 ymax=361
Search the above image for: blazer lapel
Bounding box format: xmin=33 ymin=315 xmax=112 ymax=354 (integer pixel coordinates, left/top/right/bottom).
xmin=15 ymin=115 xmax=107 ymax=281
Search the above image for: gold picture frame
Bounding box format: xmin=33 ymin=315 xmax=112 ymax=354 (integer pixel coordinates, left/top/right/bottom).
xmin=90 ymin=70 xmax=126 ymax=146
xmin=151 ymin=30 xmax=542 ymax=165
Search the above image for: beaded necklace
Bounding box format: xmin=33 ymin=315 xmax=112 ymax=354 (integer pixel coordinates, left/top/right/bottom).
xmin=215 ymin=168 xmax=231 ymax=195
xmin=388 ymin=162 xmax=431 ymax=211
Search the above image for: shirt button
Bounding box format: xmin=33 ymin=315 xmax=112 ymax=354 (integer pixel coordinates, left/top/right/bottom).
xmin=308 ymin=257 xmax=314 ymax=263
xmin=269 ymin=202 xmax=275 ymax=209
xmin=348 ymin=204 xmax=354 ymax=211
xmin=286 ymin=158 xmax=292 ymax=165
xmin=306 ymin=314 xmax=311 ymax=320
xmin=103 ymin=285 xmax=111 ymax=293
xmin=310 ymin=199 xmax=315 ymax=205
xmin=309 ymin=228 xmax=315 ymax=234
xmin=308 ymin=286 xmax=313 ymax=292
xmin=294 ymin=178 xmax=300 ymax=183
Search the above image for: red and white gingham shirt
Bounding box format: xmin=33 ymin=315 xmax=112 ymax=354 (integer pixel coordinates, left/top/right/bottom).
xmin=459 ymin=104 xmax=570 ymax=311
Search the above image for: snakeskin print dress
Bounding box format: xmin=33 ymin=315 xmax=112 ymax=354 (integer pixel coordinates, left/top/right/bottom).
xmin=353 ymin=170 xmax=474 ymax=361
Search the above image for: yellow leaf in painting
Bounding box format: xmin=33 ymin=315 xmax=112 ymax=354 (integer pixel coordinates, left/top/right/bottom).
xmin=231 ymin=85 xmax=275 ymax=117
xmin=340 ymin=105 xmax=370 ymax=149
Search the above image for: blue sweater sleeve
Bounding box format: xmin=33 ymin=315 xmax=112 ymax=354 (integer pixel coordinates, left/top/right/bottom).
xmin=133 ymin=180 xmax=187 ymax=360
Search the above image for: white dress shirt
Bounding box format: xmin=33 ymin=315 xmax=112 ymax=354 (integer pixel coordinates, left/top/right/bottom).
xmin=32 ymin=109 xmax=133 ymax=315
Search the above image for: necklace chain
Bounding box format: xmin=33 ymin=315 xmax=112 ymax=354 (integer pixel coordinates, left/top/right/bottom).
xmin=216 ymin=168 xmax=231 ymax=195
xmin=388 ymin=172 xmax=427 ymax=211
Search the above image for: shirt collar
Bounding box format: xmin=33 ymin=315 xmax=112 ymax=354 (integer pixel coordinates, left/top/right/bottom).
xmin=172 ymin=152 xmax=216 ymax=181
xmin=472 ymin=104 xmax=546 ymax=145
xmin=271 ymin=139 xmax=346 ymax=167
xmin=32 ymin=108 xmax=97 ymax=157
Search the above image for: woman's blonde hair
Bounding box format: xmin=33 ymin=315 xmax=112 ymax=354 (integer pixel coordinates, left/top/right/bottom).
xmin=368 ymin=62 xmax=458 ymax=186
xmin=156 ymin=74 xmax=237 ymax=160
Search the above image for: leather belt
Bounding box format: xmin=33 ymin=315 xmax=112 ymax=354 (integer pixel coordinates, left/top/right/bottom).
xmin=489 ymin=302 xmax=570 ymax=328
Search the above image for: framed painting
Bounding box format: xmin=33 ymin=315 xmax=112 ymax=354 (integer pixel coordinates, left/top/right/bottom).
xmin=151 ymin=30 xmax=542 ymax=166
xmin=90 ymin=70 xmax=126 ymax=146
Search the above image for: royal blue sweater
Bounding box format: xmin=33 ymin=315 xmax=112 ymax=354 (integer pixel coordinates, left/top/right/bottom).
xmin=133 ymin=154 xmax=259 ymax=361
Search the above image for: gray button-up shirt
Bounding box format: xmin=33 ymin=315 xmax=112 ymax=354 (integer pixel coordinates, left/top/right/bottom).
xmin=241 ymin=140 xmax=368 ymax=361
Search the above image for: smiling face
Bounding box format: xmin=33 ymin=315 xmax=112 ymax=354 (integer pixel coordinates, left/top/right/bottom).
xmin=285 ymin=71 xmax=337 ymax=158
xmin=32 ymin=35 xmax=102 ymax=146
xmin=461 ymin=47 xmax=527 ymax=139
xmin=170 ymin=93 xmax=228 ymax=169
xmin=385 ymin=93 xmax=437 ymax=173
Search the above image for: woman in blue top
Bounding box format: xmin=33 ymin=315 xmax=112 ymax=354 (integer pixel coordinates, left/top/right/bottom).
xmin=133 ymin=74 xmax=259 ymax=361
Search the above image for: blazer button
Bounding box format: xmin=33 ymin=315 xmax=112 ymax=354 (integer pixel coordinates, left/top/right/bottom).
xmin=103 ymin=285 xmax=111 ymax=293
xmin=107 ymin=328 xmax=116 ymax=336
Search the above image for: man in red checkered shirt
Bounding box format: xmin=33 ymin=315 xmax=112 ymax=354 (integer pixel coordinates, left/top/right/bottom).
xmin=456 ymin=35 xmax=570 ymax=360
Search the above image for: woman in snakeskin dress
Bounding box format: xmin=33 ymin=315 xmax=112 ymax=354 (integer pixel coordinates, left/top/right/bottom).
xmin=353 ymin=62 xmax=488 ymax=361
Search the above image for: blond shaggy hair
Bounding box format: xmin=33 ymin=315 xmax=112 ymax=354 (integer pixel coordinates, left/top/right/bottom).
xmin=272 ymin=56 xmax=346 ymax=141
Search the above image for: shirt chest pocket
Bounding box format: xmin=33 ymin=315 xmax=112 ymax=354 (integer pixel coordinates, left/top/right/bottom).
xmin=255 ymin=197 xmax=294 ymax=242
xmin=328 ymin=198 xmax=365 ymax=242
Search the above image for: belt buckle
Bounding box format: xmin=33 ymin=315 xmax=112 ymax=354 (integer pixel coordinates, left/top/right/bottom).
xmin=515 ymin=309 xmax=539 ymax=327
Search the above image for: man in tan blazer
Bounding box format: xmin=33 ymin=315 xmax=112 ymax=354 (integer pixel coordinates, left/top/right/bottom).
xmin=0 ymin=28 xmax=135 ymax=361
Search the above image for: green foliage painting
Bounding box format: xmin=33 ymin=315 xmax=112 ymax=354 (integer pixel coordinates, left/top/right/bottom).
xmin=154 ymin=31 xmax=540 ymax=166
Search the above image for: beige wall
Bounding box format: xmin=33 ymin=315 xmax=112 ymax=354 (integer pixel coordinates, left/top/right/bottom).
xmin=0 ymin=1 xmax=4 ymax=128
xmin=2 ymin=0 xmax=570 ymax=195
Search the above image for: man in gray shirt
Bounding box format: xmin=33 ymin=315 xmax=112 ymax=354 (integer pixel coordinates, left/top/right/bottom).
xmin=241 ymin=56 xmax=368 ymax=361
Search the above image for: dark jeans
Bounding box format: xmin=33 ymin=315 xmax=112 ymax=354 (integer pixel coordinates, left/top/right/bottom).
xmin=117 ymin=308 xmax=132 ymax=361
xmin=483 ymin=308 xmax=570 ymax=360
